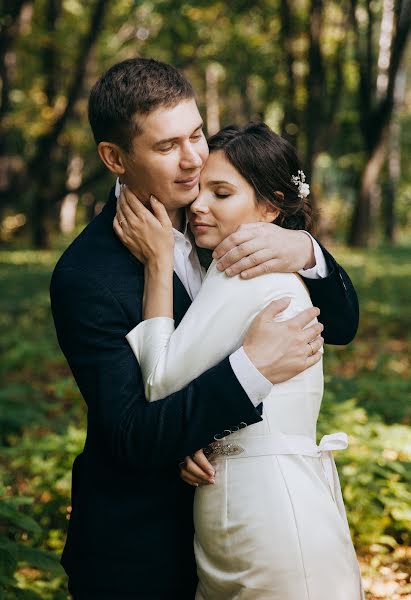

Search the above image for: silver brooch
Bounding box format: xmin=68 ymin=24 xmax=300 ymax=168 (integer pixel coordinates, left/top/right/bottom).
xmin=204 ymin=441 xmax=245 ymax=459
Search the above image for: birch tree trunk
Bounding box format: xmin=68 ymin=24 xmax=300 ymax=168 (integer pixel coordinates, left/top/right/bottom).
xmin=60 ymin=155 xmax=83 ymax=235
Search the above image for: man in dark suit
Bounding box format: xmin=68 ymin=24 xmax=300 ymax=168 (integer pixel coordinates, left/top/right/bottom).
xmin=50 ymin=58 xmax=358 ymax=599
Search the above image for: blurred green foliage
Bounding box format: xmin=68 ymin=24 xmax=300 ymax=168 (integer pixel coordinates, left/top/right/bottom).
xmin=0 ymin=249 xmax=85 ymax=598
xmin=0 ymin=242 xmax=410 ymax=596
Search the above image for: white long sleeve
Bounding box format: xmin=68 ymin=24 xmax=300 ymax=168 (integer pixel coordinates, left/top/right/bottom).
xmin=298 ymin=233 xmax=328 ymax=279
xmin=126 ymin=260 xmax=313 ymax=402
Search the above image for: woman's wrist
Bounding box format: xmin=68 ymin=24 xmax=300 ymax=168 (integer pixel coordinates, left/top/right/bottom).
xmin=143 ymin=262 xmax=174 ymax=319
xmin=144 ymin=258 xmax=174 ymax=277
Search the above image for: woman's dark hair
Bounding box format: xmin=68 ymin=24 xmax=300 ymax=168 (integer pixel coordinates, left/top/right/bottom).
xmin=208 ymin=122 xmax=312 ymax=231
xmin=88 ymin=58 xmax=195 ymax=152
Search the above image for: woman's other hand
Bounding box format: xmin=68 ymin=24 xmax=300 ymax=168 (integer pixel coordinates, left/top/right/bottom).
xmin=113 ymin=185 xmax=174 ymax=268
xmin=179 ymin=449 xmax=216 ymax=487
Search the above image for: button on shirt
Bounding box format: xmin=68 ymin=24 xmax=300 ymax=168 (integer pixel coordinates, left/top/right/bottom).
xmin=115 ymin=179 xmax=327 ymax=407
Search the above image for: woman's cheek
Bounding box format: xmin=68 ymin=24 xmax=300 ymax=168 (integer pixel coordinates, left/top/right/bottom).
xmin=219 ymin=206 xmax=235 ymax=235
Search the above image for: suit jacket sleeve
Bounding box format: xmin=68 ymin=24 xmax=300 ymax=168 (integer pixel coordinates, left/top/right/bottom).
xmin=300 ymin=241 xmax=359 ymax=345
xmin=50 ymin=266 xmax=262 ymax=470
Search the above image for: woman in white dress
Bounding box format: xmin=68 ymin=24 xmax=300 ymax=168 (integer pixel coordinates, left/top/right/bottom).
xmin=118 ymin=123 xmax=363 ymax=599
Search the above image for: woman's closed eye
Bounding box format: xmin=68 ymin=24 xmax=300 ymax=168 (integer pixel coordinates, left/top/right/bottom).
xmin=215 ymin=191 xmax=230 ymax=199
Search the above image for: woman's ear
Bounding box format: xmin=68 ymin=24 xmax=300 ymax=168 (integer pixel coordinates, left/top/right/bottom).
xmin=260 ymin=195 xmax=281 ymax=223
xmin=97 ymin=142 xmax=126 ymax=175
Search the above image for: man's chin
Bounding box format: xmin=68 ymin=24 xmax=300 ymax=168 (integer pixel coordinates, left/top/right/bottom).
xmin=175 ymin=185 xmax=200 ymax=206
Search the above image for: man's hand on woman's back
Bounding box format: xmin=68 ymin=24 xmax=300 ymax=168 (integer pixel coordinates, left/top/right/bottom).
xmin=243 ymin=297 xmax=323 ymax=384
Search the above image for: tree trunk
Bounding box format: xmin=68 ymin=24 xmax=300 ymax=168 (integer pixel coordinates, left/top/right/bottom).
xmin=348 ymin=131 xmax=387 ymax=246
xmin=384 ymin=122 xmax=399 ymax=244
xmin=29 ymin=0 xmax=108 ymax=247
xmin=305 ymin=0 xmax=324 ymax=183
xmin=43 ymin=0 xmax=62 ymax=106
xmin=0 ymin=1 xmax=32 ymax=122
xmin=239 ymin=72 xmax=254 ymax=122
xmin=0 ymin=2 xmax=33 ymax=223
xmin=205 ymin=63 xmax=220 ymax=136
xmin=59 ymin=154 xmax=83 ymax=234
xmin=347 ymin=0 xmax=411 ymax=246
xmin=383 ymin=65 xmax=406 ymax=243
xmin=279 ymin=0 xmax=299 ymax=148
xmin=31 ymin=186 xmax=51 ymax=248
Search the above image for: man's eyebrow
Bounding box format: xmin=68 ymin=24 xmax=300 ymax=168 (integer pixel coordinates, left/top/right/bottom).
xmin=152 ymin=122 xmax=204 ymax=148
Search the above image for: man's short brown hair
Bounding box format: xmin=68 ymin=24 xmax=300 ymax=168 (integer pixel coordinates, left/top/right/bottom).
xmin=88 ymin=58 xmax=195 ymax=152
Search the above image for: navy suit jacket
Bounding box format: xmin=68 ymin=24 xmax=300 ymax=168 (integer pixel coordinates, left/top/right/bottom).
xmin=50 ymin=188 xmax=358 ymax=598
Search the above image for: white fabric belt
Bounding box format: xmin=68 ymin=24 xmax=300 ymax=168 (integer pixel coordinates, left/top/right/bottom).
xmin=207 ymin=431 xmax=348 ymax=504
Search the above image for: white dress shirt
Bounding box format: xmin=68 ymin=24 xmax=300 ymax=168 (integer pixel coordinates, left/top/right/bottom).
xmin=115 ymin=179 xmax=328 ymax=406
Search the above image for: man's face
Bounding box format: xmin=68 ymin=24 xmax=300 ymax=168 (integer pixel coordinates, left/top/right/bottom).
xmin=122 ymin=98 xmax=209 ymax=211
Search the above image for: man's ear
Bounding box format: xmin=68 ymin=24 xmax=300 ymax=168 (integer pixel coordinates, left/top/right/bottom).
xmin=97 ymin=142 xmax=126 ymax=175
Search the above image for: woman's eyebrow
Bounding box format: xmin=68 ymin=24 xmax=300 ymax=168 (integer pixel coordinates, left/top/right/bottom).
xmin=207 ymin=180 xmax=237 ymax=187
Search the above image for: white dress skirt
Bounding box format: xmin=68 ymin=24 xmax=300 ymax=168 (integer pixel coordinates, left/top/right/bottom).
xmin=127 ymin=261 xmax=364 ymax=599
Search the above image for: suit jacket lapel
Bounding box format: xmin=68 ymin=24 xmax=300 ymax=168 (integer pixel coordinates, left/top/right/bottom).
xmin=173 ymin=272 xmax=192 ymax=326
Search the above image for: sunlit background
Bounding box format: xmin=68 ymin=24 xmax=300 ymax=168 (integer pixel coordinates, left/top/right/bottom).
xmin=1 ymin=1 xmax=410 ymax=598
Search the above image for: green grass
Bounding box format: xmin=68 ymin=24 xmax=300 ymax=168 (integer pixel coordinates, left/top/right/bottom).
xmin=0 ymin=242 xmax=410 ymax=598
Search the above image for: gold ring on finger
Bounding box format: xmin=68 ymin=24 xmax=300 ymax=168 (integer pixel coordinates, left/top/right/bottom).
xmin=308 ymin=341 xmax=314 ymax=356
xmin=119 ymin=218 xmax=126 ymax=227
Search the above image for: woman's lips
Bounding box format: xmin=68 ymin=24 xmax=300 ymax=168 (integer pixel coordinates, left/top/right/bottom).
xmin=175 ymin=174 xmax=200 ymax=189
xmin=190 ymin=222 xmax=215 ymax=234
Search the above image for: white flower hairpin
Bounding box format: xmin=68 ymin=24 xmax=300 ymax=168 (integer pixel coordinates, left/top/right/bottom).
xmin=291 ymin=170 xmax=310 ymax=199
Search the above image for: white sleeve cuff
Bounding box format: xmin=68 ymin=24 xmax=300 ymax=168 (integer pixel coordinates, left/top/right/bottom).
xmin=298 ymin=232 xmax=328 ymax=279
xmin=229 ymin=347 xmax=272 ymax=407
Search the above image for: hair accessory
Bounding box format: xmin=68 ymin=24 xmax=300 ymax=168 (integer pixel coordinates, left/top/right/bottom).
xmin=291 ymin=170 xmax=310 ymax=199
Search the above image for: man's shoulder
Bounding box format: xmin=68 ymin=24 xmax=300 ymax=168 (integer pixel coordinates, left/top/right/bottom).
xmin=54 ymin=184 xmax=106 ymax=254
xmin=55 ymin=201 xmax=140 ymax=274
xmin=51 ymin=193 xmax=143 ymax=301
xmin=55 ymin=201 xmax=111 ymax=267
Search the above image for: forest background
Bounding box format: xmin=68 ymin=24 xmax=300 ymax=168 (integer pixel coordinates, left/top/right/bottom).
xmin=0 ymin=1 xmax=410 ymax=598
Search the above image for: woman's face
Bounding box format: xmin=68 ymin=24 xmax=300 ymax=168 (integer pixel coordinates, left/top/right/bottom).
xmin=189 ymin=150 xmax=277 ymax=249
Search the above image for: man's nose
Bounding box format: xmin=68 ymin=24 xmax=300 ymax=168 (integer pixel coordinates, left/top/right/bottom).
xmin=180 ymin=142 xmax=203 ymax=170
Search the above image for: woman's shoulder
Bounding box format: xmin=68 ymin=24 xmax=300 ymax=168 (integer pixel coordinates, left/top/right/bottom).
xmin=204 ymin=260 xmax=312 ymax=303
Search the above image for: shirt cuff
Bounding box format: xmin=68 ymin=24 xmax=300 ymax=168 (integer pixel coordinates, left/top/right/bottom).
xmin=229 ymin=347 xmax=272 ymax=407
xmin=298 ymin=232 xmax=328 ymax=279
